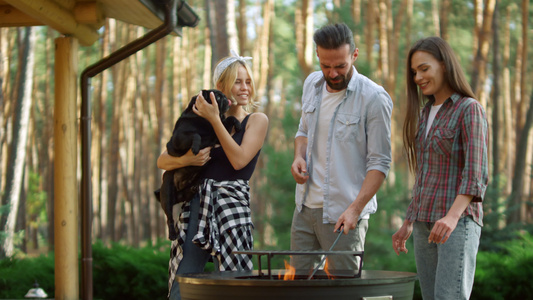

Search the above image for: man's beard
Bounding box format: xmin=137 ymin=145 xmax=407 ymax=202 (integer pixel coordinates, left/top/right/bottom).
xmin=325 ymin=68 xmax=353 ymax=91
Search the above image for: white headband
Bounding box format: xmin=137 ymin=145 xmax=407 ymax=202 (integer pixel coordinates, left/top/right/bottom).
xmin=213 ymin=49 xmax=252 ymax=86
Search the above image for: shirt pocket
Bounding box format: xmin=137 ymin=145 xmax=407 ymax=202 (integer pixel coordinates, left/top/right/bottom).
xmin=334 ymin=113 xmax=360 ymax=141
xmin=302 ymin=102 xmax=316 ymax=114
xmin=302 ymin=103 xmax=317 ymax=129
xmin=431 ymin=128 xmax=456 ymax=155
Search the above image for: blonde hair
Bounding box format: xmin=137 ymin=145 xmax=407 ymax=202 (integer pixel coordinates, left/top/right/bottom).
xmin=214 ymin=59 xmax=258 ymax=111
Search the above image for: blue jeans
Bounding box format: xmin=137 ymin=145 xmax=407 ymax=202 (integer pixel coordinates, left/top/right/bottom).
xmin=168 ymin=195 xmax=211 ymax=300
xmin=290 ymin=206 xmax=368 ymax=273
xmin=413 ymin=216 xmax=481 ymax=300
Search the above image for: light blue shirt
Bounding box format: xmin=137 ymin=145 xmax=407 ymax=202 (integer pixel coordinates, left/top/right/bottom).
xmin=295 ymin=67 xmax=393 ymax=224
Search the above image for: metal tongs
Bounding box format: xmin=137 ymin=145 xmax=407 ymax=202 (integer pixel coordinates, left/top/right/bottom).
xmin=307 ymin=227 xmax=344 ymax=280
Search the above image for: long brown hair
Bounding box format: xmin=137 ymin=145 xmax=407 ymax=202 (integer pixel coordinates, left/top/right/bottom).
xmin=403 ymin=36 xmax=476 ymax=173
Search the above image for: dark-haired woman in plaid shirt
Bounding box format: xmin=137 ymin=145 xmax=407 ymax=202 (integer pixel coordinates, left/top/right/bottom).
xmin=392 ymin=37 xmax=488 ymax=300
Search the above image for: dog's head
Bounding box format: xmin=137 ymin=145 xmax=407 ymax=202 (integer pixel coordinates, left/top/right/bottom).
xmin=200 ymin=89 xmax=230 ymax=116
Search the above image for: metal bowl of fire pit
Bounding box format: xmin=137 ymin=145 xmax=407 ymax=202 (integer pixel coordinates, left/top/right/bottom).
xmin=176 ymin=250 xmax=417 ymax=300
xmin=177 ymin=270 xmax=417 ymax=300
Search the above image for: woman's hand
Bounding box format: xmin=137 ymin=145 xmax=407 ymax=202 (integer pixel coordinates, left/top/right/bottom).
xmin=428 ymin=214 xmax=459 ymax=244
xmin=157 ymin=147 xmax=212 ymax=171
xmin=392 ymin=220 xmax=413 ymax=255
xmin=193 ymin=91 xmax=221 ymax=124
xmin=428 ymin=194 xmax=473 ymax=244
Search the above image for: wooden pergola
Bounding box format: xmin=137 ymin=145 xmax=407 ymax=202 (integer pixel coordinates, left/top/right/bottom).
xmin=1 ymin=1 xmax=198 ymax=299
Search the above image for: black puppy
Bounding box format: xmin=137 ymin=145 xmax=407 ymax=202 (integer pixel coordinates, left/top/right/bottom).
xmin=155 ymin=89 xmax=241 ymax=240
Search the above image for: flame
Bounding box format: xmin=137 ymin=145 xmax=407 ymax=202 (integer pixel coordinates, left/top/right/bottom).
xmin=278 ymin=260 xmax=296 ymax=280
xmin=324 ymin=258 xmax=334 ymax=279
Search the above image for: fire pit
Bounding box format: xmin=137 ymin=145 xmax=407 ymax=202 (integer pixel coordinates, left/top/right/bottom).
xmin=176 ymin=250 xmax=417 ymax=300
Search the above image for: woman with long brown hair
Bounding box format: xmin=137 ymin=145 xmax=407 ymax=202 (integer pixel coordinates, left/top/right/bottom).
xmin=392 ymin=37 xmax=488 ymax=299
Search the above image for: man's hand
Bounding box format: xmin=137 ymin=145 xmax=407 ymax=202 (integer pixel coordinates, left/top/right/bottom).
xmin=334 ymin=206 xmax=360 ymax=234
xmin=291 ymin=157 xmax=309 ymax=184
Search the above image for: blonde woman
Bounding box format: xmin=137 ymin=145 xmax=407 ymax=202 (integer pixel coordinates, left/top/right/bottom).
xmin=157 ymin=51 xmax=268 ymax=300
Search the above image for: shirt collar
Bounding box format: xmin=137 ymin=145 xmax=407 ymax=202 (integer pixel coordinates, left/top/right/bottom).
xmin=425 ymin=92 xmax=461 ymax=108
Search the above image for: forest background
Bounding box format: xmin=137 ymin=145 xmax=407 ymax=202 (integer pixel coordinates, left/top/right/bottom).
xmin=0 ymin=0 xmax=533 ymax=298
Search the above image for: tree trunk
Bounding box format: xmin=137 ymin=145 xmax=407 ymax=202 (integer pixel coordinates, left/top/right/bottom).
xmin=389 ymin=0 xmax=407 ymax=95
xmin=502 ymin=6 xmax=513 ymax=195
xmin=255 ymin=0 xmax=273 ymax=102
xmin=405 ymin=0 xmax=413 ymax=49
xmin=138 ymin=27 xmax=155 ymax=242
xmin=439 ymin=0 xmax=451 ymax=40
xmin=119 ymin=25 xmax=139 ymax=246
xmin=206 ymin=0 xmax=229 ymax=67
xmin=364 ymin=0 xmax=375 ymax=68
xmin=507 ymin=90 xmax=533 ymax=225
xmin=377 ymin=0 xmax=389 ymax=87
xmin=227 ymin=0 xmax=239 ymax=53
xmin=518 ymin=0 xmax=529 ymax=222
xmin=470 ymin=0 xmax=496 ymax=102
xmin=516 ymin=0 xmax=529 ymax=134
xmin=2 ymin=27 xmax=35 ymax=258
xmin=188 ymin=26 xmax=200 ymax=98
xmin=153 ymin=33 xmax=168 ymax=239
xmin=131 ymin=55 xmax=143 ymax=245
xmin=149 ymin=37 xmax=164 ymax=241
xmin=512 ymin=37 xmax=522 ymax=150
xmin=0 ymin=29 xmax=7 ymax=225
xmin=387 ymin=0 xmax=408 ymax=185
xmin=503 ymin=0 xmax=527 ymax=221
xmin=93 ymin=20 xmax=111 ymax=241
xmin=351 ymin=0 xmax=361 ymax=46
xmin=472 ymin=0 xmax=483 ymax=59
xmin=43 ymin=27 xmax=55 ymax=251
xmin=295 ymin=0 xmax=314 ymax=77
xmin=17 ymin=169 xmax=27 ymax=253
xmin=431 ymin=0 xmax=440 ymax=36
xmin=491 ymin=1 xmax=501 ymax=189
xmin=238 ymin=0 xmax=247 ymax=55
xmin=1 ymin=29 xmax=17 ymax=213
xmin=106 ymin=19 xmax=120 ymax=243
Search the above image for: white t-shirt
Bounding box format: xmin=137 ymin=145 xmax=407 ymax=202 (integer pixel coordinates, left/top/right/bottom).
xmin=426 ymin=104 xmax=443 ymax=138
xmin=305 ymin=83 xmax=346 ymax=208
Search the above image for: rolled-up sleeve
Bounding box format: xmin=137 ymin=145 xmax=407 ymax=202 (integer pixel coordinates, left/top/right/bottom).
xmin=366 ymin=91 xmax=393 ymax=177
xmin=458 ymin=101 xmax=488 ymax=202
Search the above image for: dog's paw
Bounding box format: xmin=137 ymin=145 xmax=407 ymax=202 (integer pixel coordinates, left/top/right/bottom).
xmin=234 ymin=120 xmax=242 ymax=132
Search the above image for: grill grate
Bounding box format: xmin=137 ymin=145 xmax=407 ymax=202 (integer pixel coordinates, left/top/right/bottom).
xmin=233 ymin=250 xmax=364 ymax=279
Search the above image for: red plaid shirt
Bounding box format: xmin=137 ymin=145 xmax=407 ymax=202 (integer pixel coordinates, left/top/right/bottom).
xmin=406 ymin=93 xmax=488 ymax=226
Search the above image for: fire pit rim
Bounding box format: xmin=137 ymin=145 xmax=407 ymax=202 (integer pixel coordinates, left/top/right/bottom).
xmin=176 ymin=270 xmax=418 ymax=287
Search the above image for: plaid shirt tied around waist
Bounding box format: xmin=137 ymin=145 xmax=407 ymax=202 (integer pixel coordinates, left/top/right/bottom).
xmin=168 ymin=178 xmax=254 ymax=294
xmin=406 ymin=93 xmax=488 ymax=226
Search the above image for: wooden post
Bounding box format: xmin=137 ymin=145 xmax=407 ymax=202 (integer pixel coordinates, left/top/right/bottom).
xmin=54 ymin=36 xmax=79 ymax=300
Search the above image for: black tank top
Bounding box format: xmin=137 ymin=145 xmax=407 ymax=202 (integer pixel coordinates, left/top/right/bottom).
xmin=202 ymin=114 xmax=261 ymax=181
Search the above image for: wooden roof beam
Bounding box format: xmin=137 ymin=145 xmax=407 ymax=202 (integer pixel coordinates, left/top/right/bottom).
xmin=3 ymin=0 xmax=102 ymax=46
xmin=73 ymin=2 xmax=104 ymax=26
xmin=0 ymin=3 xmax=104 ymax=29
xmin=0 ymin=5 xmax=42 ymax=27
